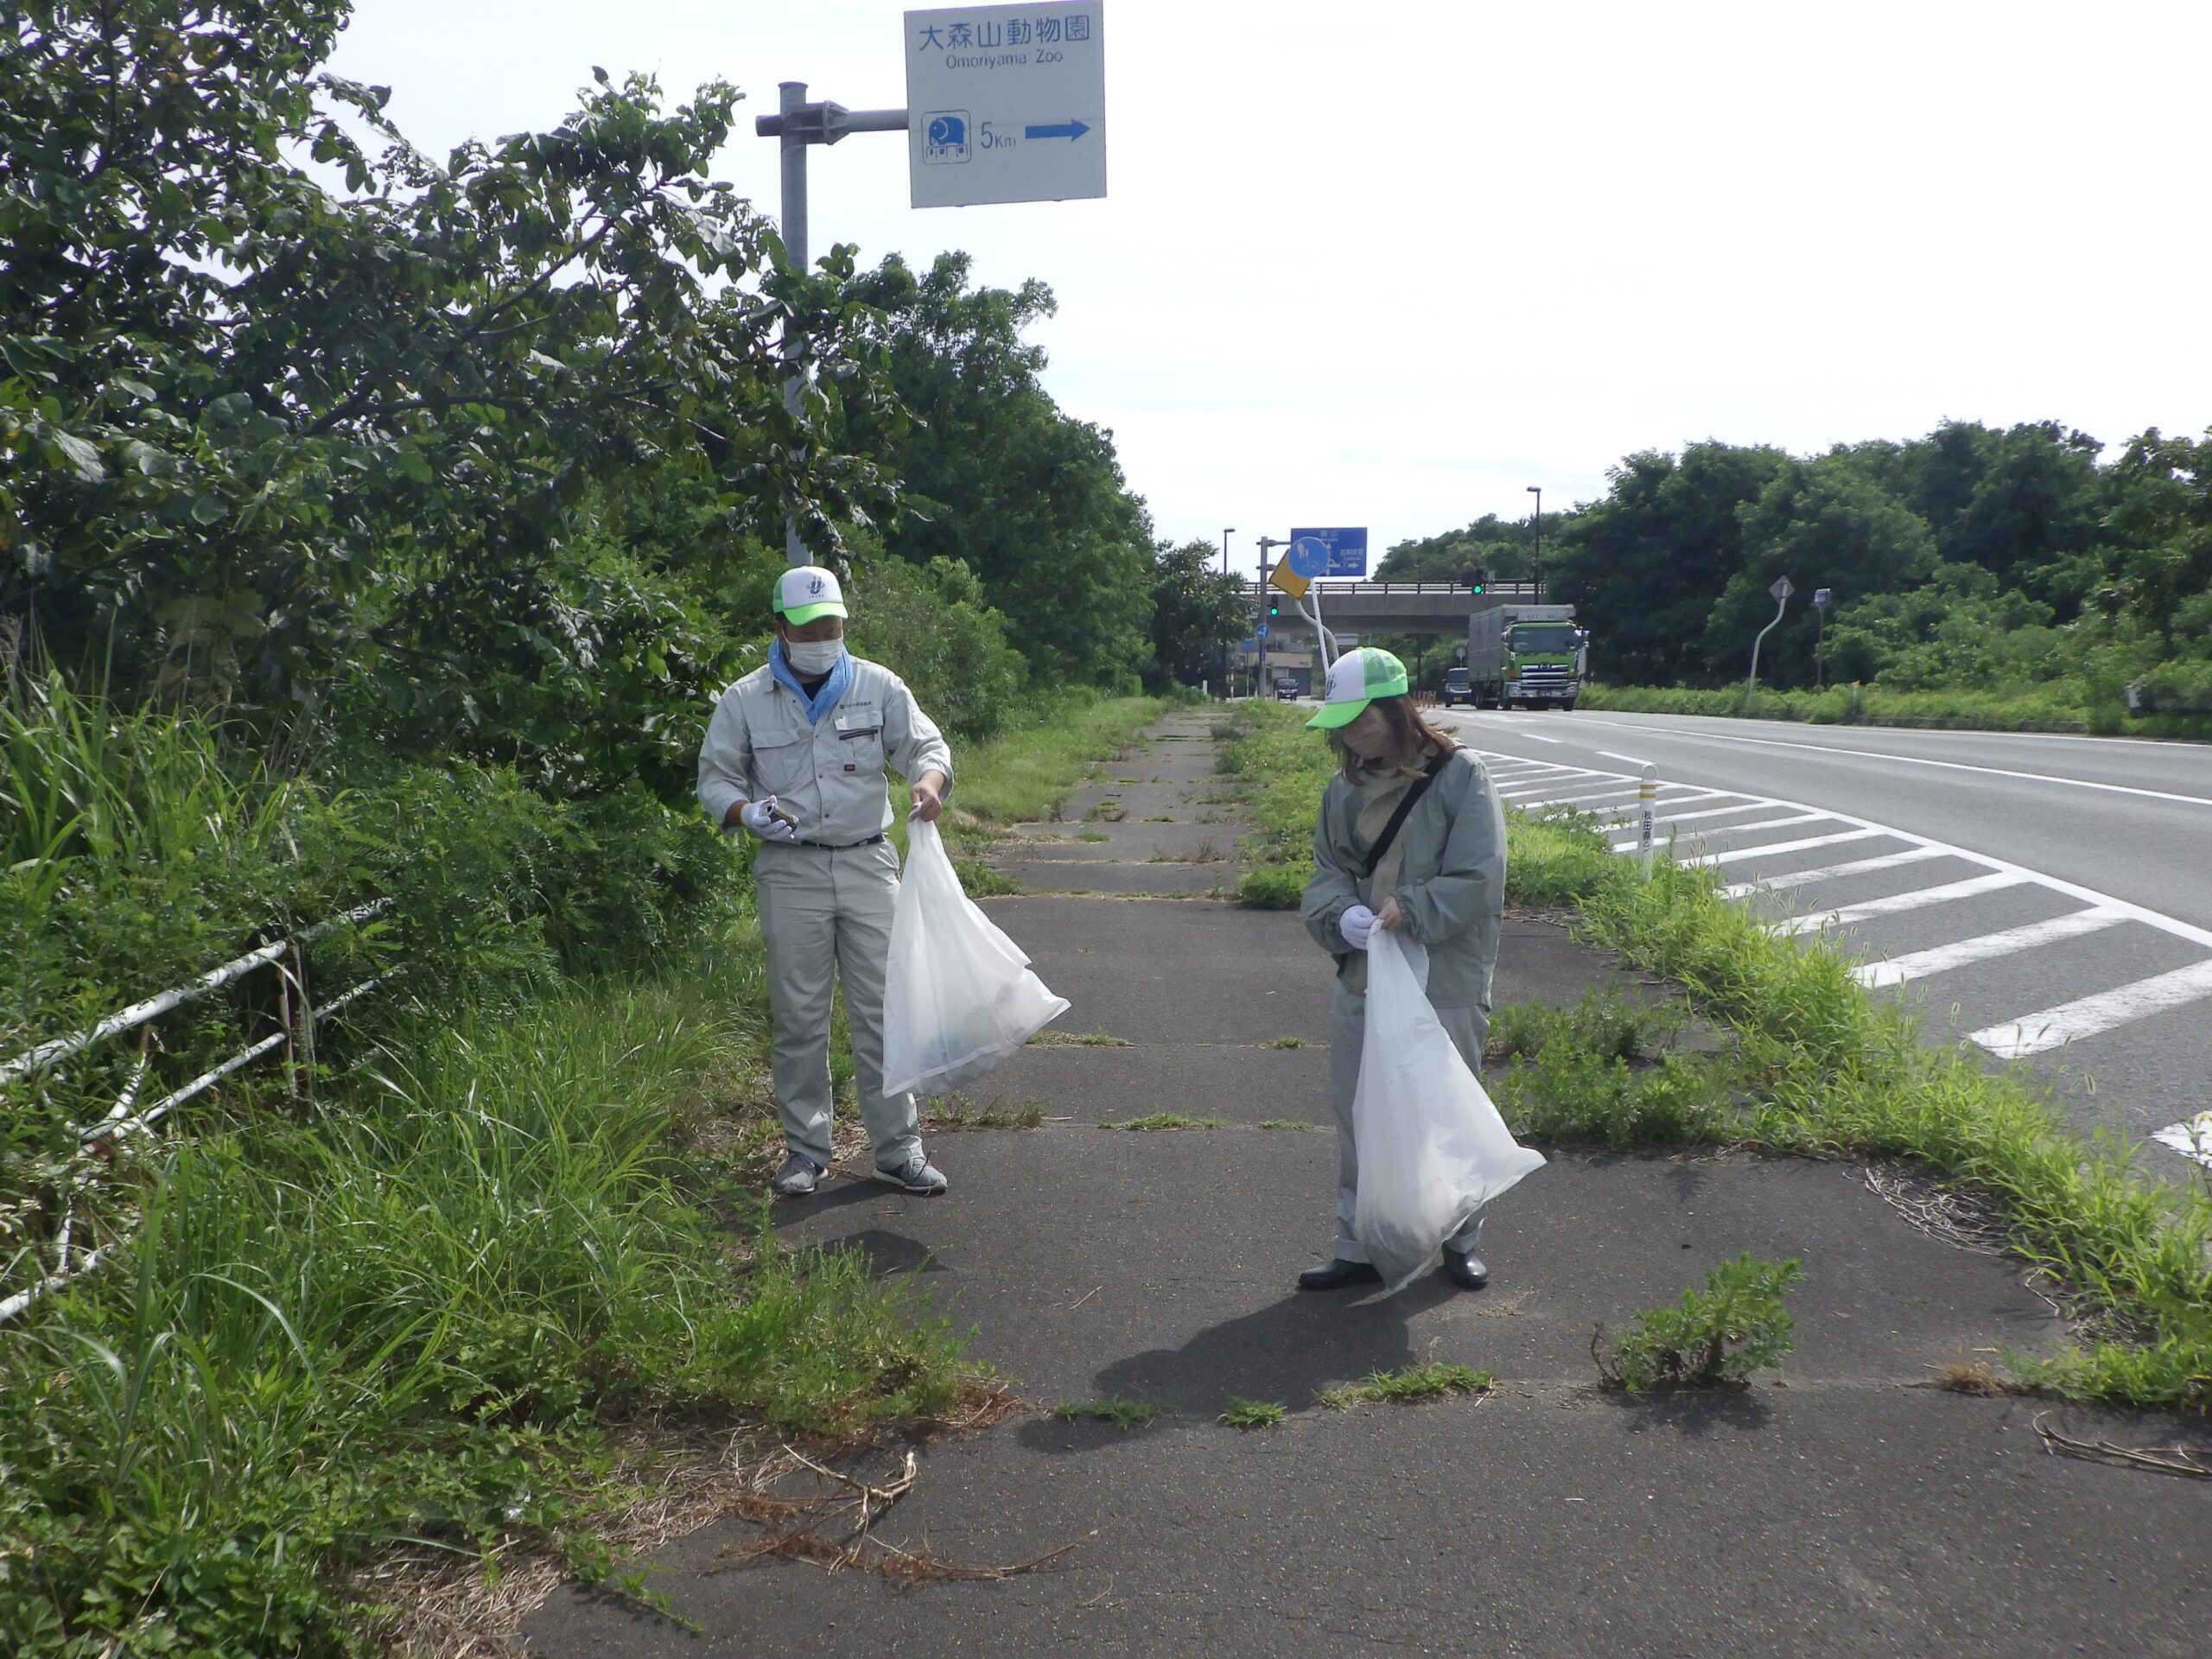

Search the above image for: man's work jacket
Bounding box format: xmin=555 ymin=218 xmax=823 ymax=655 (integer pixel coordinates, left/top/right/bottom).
xmin=696 ymin=657 xmax=954 ymax=846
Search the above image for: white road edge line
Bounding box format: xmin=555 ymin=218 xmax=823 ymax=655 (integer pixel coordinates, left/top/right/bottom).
xmin=1969 ymin=961 xmax=2212 ymax=1058
xmin=1856 ymin=909 xmax=2131 ymax=988
xmin=1574 ymin=720 xmax=2212 ymax=810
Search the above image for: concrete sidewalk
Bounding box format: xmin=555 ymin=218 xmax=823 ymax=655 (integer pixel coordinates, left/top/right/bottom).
xmin=526 ymin=713 xmax=2211 ymax=1658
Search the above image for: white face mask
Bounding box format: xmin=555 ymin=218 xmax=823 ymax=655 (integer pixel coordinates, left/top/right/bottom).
xmin=783 ymin=637 xmax=845 ymax=676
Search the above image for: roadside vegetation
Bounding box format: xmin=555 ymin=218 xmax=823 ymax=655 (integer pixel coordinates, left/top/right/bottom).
xmin=1216 ymin=702 xmax=2212 ymax=1410
xmin=1575 ymin=679 xmax=2212 ymax=741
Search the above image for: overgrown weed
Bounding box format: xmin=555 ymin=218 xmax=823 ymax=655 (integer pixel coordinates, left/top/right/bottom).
xmin=1594 ymin=1255 xmax=1803 ymax=1391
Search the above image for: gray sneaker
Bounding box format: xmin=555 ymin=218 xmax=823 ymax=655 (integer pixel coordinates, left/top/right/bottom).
xmin=872 ymin=1148 xmax=948 ymax=1196
xmin=771 ymin=1152 xmax=824 ymax=1197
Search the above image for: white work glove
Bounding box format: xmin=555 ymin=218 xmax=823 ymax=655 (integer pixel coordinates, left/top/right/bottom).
xmin=739 ymin=797 xmax=798 ymax=842
xmin=1338 ymin=904 xmax=1377 ymax=950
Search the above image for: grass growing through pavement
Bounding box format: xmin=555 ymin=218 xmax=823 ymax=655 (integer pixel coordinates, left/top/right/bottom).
xmin=1219 ymin=1398 xmax=1287 ymax=1429
xmin=1213 ymin=700 xmax=2212 ymax=1410
xmin=1594 ymin=1255 xmax=1804 ymax=1391
xmin=1256 ymin=1119 xmax=1318 ymax=1131
xmin=923 ymin=1095 xmax=1049 ymax=1129
xmin=1103 ymin=1113 xmax=1230 ymax=1131
xmin=1027 ymin=1027 xmax=1133 ymax=1047
xmin=1055 ymin=1396 xmax=1161 ymax=1430
xmin=1318 ymin=1362 xmax=1494 ymax=1409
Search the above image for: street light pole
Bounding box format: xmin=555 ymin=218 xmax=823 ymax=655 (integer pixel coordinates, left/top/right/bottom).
xmin=1219 ymin=528 xmax=1236 ymax=698
xmin=1526 ymin=485 xmax=1542 ymax=600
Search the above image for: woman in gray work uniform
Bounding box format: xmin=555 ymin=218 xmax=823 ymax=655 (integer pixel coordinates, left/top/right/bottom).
xmin=1295 ymin=647 xmax=1508 ymax=1293
xmin=697 ymin=565 xmax=954 ymax=1200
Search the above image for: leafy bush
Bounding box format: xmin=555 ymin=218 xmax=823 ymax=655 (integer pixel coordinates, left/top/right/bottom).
xmin=1595 ymin=1255 xmax=1804 ymax=1390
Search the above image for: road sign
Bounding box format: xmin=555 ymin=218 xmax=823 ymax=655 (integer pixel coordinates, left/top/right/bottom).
xmin=1770 ymin=577 xmax=1795 ymax=602
xmin=906 ymin=5 xmax=1107 ymax=209
xmin=1268 ymin=563 xmax=1311 ymax=600
xmin=1255 ymin=622 xmax=1270 ymax=640
xmin=1812 ymin=587 xmax=1832 ymax=608
xmin=1284 ymin=536 xmax=1331 ymax=579
xmin=1289 ymin=526 xmax=1368 ymax=578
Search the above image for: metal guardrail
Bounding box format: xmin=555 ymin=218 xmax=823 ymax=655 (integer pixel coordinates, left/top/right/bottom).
xmin=0 ymin=899 xmax=400 ymax=1325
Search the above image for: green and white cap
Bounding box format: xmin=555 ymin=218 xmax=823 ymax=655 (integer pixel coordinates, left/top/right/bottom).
xmin=1307 ymin=646 xmax=1410 ymax=729
xmin=772 ymin=565 xmax=848 ymax=626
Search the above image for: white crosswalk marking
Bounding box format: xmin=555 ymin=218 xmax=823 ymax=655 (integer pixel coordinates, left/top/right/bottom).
xmin=1466 ymin=744 xmax=2212 ymax=1129
xmin=1723 ymin=845 xmax=1951 ymax=897
xmin=1774 ymin=871 xmax=2032 ymax=936
xmin=1623 ymin=812 xmax=1828 ymax=853
xmin=1558 ymin=789 xmax=1735 ymax=818
xmin=1856 ymin=909 xmax=2130 ymax=988
xmin=1686 ymin=828 xmax=1886 ymax=868
xmin=1969 ymin=961 xmax=2212 ymax=1058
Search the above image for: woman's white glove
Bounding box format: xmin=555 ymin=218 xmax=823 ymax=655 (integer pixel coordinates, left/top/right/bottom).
xmin=1338 ymin=904 xmax=1377 ymax=950
xmin=740 ymin=797 xmax=799 ymax=842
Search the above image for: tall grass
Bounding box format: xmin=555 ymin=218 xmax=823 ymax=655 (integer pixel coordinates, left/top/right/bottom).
xmin=945 ymin=693 xmax=1164 ymax=827
xmin=0 ymin=963 xmax=979 ymax=1654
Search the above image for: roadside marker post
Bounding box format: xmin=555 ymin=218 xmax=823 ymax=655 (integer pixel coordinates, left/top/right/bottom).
xmin=1637 ymin=765 xmax=1659 ymax=874
xmin=755 ymin=5 xmax=1109 ymax=563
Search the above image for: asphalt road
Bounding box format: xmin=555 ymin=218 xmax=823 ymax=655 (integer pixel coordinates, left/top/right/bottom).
xmin=1435 ymin=709 xmax=2212 ymax=1157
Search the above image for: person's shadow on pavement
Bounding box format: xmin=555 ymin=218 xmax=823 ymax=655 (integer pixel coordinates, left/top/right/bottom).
xmin=1020 ymin=1277 xmax=1461 ymax=1453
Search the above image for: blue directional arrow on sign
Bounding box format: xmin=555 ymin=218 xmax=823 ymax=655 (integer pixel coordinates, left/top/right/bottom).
xmin=1023 ymin=119 xmax=1091 ymax=141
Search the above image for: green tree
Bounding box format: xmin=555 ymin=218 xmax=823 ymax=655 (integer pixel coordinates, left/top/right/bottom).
xmin=842 ymin=252 xmax=1156 ymax=690
xmin=1700 ymin=458 xmax=1936 ymax=687
xmin=1143 ymin=538 xmax=1247 ymax=690
xmin=2 ymin=2 xmax=893 ymax=782
xmin=1546 ymin=442 xmax=1795 ymax=686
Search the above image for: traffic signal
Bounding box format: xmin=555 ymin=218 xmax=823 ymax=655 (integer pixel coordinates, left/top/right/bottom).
xmin=1268 ymin=601 xmax=1279 ymax=615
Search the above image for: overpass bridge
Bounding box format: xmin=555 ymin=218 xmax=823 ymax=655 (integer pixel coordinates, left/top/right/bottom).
xmin=1243 ymin=580 xmax=1544 ymax=639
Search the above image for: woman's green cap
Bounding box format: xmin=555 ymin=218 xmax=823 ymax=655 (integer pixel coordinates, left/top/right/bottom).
xmin=1306 ymin=646 xmax=1410 ymax=729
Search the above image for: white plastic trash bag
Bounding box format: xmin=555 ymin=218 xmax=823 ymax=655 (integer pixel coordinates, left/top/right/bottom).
xmin=1353 ymin=929 xmax=1546 ymax=1294
xmin=881 ymin=820 xmax=1071 ymax=1098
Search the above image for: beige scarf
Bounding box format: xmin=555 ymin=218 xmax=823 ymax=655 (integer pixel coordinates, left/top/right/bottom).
xmin=1341 ymin=738 xmax=1446 ymax=991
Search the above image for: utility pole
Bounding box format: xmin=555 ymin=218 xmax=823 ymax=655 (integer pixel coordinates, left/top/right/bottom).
xmin=756 ymin=83 xmax=910 ymax=565
xmin=1256 ymin=534 xmax=1293 ymax=696
xmin=1813 ymin=587 xmax=1833 ymax=689
xmin=1526 ymin=485 xmax=1542 ymax=600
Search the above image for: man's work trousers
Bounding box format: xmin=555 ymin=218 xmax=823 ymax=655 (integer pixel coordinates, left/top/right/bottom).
xmin=1327 ymin=982 xmax=1487 ymax=1265
xmin=753 ymin=839 xmax=919 ymax=1171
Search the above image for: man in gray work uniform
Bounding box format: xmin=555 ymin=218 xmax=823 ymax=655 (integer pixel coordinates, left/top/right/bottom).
xmin=697 ymin=565 xmax=954 ymax=1198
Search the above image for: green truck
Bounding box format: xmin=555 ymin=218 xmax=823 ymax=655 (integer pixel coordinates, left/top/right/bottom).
xmin=1465 ymin=604 xmax=1587 ymax=709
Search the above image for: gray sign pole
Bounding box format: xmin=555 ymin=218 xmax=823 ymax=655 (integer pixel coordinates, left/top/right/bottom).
xmin=758 ymin=84 xmax=909 ymax=565
xmin=1747 ymin=577 xmax=1793 ymax=698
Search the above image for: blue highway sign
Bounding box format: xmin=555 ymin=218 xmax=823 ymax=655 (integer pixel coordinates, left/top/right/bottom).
xmin=1289 ymin=525 xmax=1368 ymax=577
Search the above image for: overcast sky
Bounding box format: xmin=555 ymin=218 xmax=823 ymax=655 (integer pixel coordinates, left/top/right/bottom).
xmin=327 ymin=0 xmax=2212 ymax=576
